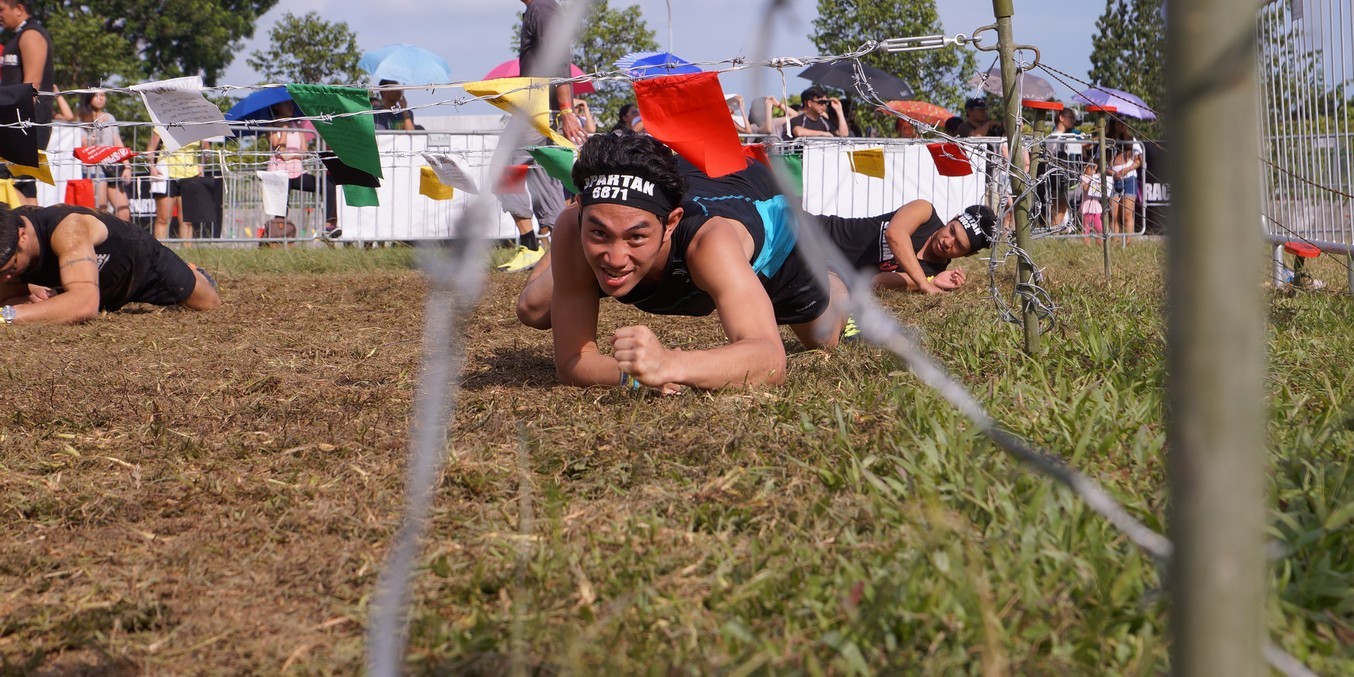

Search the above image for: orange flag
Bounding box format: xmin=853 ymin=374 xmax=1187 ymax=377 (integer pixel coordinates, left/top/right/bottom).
xmin=632 ymin=72 xmax=746 ymax=178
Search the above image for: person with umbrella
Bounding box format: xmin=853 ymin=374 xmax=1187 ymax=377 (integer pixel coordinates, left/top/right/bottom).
xmin=790 ymin=87 xmax=848 ymax=138
xmin=266 ymin=100 xmax=337 ymax=235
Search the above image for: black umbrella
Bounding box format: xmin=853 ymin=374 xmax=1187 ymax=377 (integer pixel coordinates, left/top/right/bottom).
xmin=798 ymin=60 xmax=914 ymax=101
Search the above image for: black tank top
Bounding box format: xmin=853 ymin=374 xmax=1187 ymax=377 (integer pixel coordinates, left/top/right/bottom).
xmin=614 ymin=158 xmax=826 ymax=324
xmin=1 ymin=18 xmax=55 ymax=146
xmin=872 ymin=205 xmax=951 ymax=277
xmin=19 ymin=205 xmax=166 ymax=311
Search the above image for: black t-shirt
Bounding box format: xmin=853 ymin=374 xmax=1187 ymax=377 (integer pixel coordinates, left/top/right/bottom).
xmin=19 ymin=205 xmax=190 ymax=310
xmin=610 ymin=158 xmax=828 ymax=325
xmin=520 ymin=0 xmax=568 ymax=111
xmin=1 ymin=18 xmax=54 ymax=148
xmin=789 ymin=115 xmax=831 ymax=137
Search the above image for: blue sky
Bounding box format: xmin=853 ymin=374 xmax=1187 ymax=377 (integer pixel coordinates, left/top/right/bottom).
xmin=223 ymin=1 xmax=1103 ymax=111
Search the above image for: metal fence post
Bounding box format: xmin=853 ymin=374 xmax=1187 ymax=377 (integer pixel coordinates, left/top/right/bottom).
xmin=1167 ymin=0 xmax=1267 ymax=675
xmin=993 ymin=0 xmax=1040 ymax=355
xmin=1096 ymin=109 xmax=1112 ymax=279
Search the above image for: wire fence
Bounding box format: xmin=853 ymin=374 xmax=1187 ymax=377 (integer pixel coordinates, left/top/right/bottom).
xmin=0 ymin=1 xmax=1328 ymax=673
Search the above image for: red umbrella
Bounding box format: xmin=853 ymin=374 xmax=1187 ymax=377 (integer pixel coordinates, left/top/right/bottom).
xmin=883 ymin=100 xmax=954 ymax=127
xmin=483 ymin=58 xmax=595 ymax=95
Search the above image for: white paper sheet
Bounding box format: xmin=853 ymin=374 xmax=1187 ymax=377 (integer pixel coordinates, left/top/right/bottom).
xmin=421 ymin=152 xmax=480 ymax=194
xmin=256 ymin=170 xmax=292 ymax=217
xmin=131 ymin=76 xmax=233 ymax=151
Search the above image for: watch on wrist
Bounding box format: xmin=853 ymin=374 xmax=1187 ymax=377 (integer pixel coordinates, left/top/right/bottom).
xmin=1 ymin=305 xmax=16 ymax=325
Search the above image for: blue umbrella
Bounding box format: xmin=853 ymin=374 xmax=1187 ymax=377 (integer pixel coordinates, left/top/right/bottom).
xmin=225 ymin=87 xmax=296 ymax=122
xmin=1073 ymin=87 xmax=1157 ymax=120
xmin=615 ymin=51 xmax=701 ymax=79
xmin=358 ymin=44 xmax=452 ymax=85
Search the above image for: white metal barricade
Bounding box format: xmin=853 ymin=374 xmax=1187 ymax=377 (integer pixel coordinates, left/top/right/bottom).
xmin=784 ymin=137 xmax=1000 ymax=222
xmin=334 ymin=131 xmax=520 ymax=243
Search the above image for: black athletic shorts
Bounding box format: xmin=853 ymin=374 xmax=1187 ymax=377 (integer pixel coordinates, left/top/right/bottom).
xmin=123 ymin=247 xmax=199 ymax=308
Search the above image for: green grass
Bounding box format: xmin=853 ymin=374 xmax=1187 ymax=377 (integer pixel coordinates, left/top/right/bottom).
xmin=2 ymin=239 xmax=1350 ymax=674
xmin=388 ymin=240 xmax=1352 ymax=675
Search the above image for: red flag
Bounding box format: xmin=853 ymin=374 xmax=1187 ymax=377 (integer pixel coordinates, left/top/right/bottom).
xmin=74 ymin=145 xmax=136 ymax=165
xmin=495 ymin=164 xmax=530 ymax=194
xmin=64 ymin=179 xmax=95 ymax=208
xmin=632 ymin=72 xmax=746 ymax=178
xmin=926 ymin=143 xmax=974 ymax=177
xmin=742 ymin=143 xmax=770 ymax=166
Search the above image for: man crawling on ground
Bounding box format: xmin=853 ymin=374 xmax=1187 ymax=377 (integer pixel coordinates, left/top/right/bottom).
xmin=517 ymin=132 xmax=851 ymax=392
xmin=0 ymin=204 xmax=221 ymax=325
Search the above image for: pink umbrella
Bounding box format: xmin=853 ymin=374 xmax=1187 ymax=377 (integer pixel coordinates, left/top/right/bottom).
xmin=483 ymin=58 xmax=595 ymax=95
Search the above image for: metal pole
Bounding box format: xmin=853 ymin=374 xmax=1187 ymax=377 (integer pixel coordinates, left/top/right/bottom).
xmin=1028 ymin=108 xmax=1047 ymax=229
xmin=1167 ymin=0 xmax=1266 ymax=674
xmin=993 ymin=0 xmax=1040 ymax=355
xmin=1098 ymin=112 xmax=1111 ymax=278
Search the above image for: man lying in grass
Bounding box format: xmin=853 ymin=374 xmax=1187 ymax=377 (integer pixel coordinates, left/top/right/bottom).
xmin=0 ymin=205 xmax=221 ymax=325
xmin=818 ymin=200 xmax=996 ymax=294
xmin=515 ymin=133 xmax=997 ymax=391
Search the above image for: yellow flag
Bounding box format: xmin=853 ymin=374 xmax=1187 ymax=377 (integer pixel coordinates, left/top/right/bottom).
xmin=0 ymin=178 xmax=23 ymax=207
xmin=11 ymin=150 xmax=54 ymax=185
xmin=463 ymin=77 xmax=574 ymax=148
xmin=848 ymin=149 xmax=886 ymax=179
xmin=419 ymin=166 xmax=454 ymax=200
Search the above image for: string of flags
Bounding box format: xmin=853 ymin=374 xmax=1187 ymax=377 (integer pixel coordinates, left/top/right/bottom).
xmin=0 ymin=68 xmax=980 ymax=211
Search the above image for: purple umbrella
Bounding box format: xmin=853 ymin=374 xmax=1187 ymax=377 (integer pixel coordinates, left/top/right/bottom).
xmin=1073 ymin=87 xmax=1157 ymax=120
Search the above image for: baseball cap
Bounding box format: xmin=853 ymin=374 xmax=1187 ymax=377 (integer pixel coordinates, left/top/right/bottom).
xmin=965 ymin=97 xmax=988 ymax=110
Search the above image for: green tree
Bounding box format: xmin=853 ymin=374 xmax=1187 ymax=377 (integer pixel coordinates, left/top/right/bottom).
xmin=811 ymin=0 xmax=976 ymax=135
xmin=43 ymin=0 xmax=277 ymax=87
xmin=509 ymin=0 xmax=658 ymax=125
xmin=1088 ymin=0 xmax=1164 ymax=137
xmin=245 ymin=11 xmax=364 ymax=85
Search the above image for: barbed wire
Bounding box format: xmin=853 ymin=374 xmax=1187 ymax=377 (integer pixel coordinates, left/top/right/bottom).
xmin=9 ymin=7 xmax=1325 ymax=672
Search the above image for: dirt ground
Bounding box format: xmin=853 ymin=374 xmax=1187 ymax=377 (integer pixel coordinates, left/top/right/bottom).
xmin=0 ymin=265 xmax=853 ymax=675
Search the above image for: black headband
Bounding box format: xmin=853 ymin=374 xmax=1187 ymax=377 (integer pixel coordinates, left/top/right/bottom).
xmin=956 ymin=211 xmax=991 ymax=251
xmin=577 ymin=173 xmax=675 ymax=218
xmin=0 ymin=223 xmax=16 ymax=267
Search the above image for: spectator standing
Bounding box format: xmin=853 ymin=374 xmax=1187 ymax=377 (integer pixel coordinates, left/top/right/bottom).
xmin=747 ymin=96 xmax=797 ymax=140
xmin=496 ymin=0 xmax=585 ymax=273
xmin=955 ymin=97 xmax=996 ymax=137
xmin=1107 ymin=118 xmax=1144 ymax=241
xmin=1079 ymin=162 xmax=1105 ymax=245
xmin=144 ymin=130 xmax=201 ymax=242
xmin=611 ymin=103 xmax=640 ymax=134
xmin=574 ymin=100 xmax=597 ymax=135
xmin=790 ymin=87 xmax=848 ymax=138
xmin=0 ymin=0 xmax=54 ymax=205
xmin=371 ymin=80 xmax=415 ymax=131
xmin=266 ymin=100 xmax=336 ymax=235
xmin=76 ymin=91 xmax=132 ymax=220
xmin=1039 ymin=107 xmax=1082 ymax=228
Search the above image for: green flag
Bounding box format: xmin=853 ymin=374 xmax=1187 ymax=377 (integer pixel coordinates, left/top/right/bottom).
xmin=771 ymin=153 xmax=803 ymax=196
xmin=343 ymin=184 xmax=379 ymax=207
xmin=286 ymin=84 xmax=383 ymax=179
xmin=526 ymin=146 xmax=578 ymax=194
